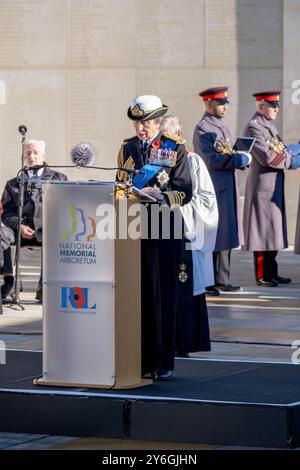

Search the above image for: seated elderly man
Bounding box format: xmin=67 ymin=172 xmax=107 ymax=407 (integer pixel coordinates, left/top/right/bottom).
xmin=1 ymin=139 xmax=67 ymax=301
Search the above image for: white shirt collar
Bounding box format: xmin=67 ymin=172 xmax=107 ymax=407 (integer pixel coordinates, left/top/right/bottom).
xmin=146 ymin=131 xmax=159 ymax=145
xmin=27 ymin=168 xmax=44 ymax=179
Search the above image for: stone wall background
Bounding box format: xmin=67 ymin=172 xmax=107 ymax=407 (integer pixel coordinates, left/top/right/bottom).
xmin=0 ymin=0 xmax=299 ymax=241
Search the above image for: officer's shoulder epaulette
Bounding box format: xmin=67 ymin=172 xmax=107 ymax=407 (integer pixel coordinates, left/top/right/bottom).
xmin=123 ymin=135 xmax=137 ymax=143
xmin=162 ymin=133 xmax=186 ymax=145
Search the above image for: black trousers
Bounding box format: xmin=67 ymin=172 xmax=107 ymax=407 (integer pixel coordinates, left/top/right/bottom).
xmin=254 ymin=251 xmax=278 ymax=281
xmin=1 ymin=239 xmax=42 ymax=289
xmin=213 ymin=249 xmax=231 ymax=286
xmin=141 ymin=238 xmax=178 ymax=373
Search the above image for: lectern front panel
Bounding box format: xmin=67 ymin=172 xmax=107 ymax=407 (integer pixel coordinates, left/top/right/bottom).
xmin=42 ymin=181 xmax=115 ymax=386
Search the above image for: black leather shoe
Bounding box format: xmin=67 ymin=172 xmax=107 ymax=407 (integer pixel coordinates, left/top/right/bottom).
xmin=216 ymin=284 xmax=243 ymax=292
xmin=205 ymin=286 xmax=220 ymax=296
xmin=274 ymin=276 xmax=292 ymax=284
xmin=35 ymin=287 xmax=43 ymax=303
xmin=156 ymin=370 xmax=173 ymax=381
xmin=176 ymin=351 xmax=189 ymax=358
xmin=141 ymin=369 xmax=156 ymax=380
xmin=256 ymin=278 xmax=278 ymax=287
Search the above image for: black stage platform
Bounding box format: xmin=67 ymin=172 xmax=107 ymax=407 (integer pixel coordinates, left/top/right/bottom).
xmin=1 ymin=350 xmax=300 ymax=448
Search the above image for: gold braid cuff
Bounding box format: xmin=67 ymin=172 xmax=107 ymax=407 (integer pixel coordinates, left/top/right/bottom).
xmin=164 ymin=190 xmax=186 ymax=208
xmin=117 ymin=144 xmax=135 ymax=181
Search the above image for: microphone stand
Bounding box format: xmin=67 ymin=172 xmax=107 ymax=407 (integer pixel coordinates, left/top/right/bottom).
xmin=5 ymin=129 xmax=28 ymax=310
xmin=5 ymin=162 xmax=141 ymax=309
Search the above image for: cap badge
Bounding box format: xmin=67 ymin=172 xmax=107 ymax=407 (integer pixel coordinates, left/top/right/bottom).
xmin=131 ymin=104 xmax=145 ymax=118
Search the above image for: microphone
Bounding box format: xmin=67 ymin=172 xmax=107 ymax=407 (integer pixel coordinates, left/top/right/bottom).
xmin=18 ymin=125 xmax=27 ymax=136
xmin=70 ymin=142 xmax=96 ymax=167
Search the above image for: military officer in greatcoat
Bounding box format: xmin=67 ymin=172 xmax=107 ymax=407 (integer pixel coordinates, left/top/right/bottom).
xmin=243 ymin=91 xmax=300 ymax=285
xmin=117 ymin=95 xmax=193 ymax=380
xmin=193 ymin=87 xmax=251 ymax=295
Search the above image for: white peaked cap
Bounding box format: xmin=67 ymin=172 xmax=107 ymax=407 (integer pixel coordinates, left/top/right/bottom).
xmin=128 ymin=95 xmax=168 ymax=121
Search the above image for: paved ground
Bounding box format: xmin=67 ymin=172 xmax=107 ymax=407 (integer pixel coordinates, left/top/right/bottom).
xmin=0 ymin=246 xmax=299 ymax=449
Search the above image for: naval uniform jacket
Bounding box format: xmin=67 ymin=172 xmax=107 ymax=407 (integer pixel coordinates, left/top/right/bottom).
xmin=242 ymin=113 xmax=292 ymax=251
xmin=1 ymin=165 xmax=68 ymax=233
xmin=117 ymin=132 xmax=193 ymax=208
xmin=193 ymin=112 xmax=245 ymax=252
xmin=117 ymin=133 xmax=192 ymax=372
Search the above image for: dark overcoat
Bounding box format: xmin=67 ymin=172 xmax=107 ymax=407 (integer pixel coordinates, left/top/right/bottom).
xmin=1 ymin=165 xmax=67 ymax=233
xmin=193 ymin=112 xmax=245 ymax=251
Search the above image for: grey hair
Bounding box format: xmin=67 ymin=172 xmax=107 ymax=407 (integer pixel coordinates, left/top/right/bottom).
xmin=153 ymin=116 xmax=164 ymax=125
xmin=26 ymin=139 xmax=46 ymax=152
xmin=160 ymin=115 xmax=182 ymax=135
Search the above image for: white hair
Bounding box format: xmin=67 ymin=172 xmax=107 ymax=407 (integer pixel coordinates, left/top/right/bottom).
xmin=26 ymin=139 xmax=46 ymax=152
xmin=160 ymin=115 xmax=182 ymax=135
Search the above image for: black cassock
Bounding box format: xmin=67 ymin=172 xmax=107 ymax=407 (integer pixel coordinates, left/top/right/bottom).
xmin=118 ymin=133 xmax=192 ymax=373
xmin=176 ymin=240 xmax=211 ymax=354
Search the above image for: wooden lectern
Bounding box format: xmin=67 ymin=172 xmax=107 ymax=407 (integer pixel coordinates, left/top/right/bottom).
xmin=34 ymin=181 xmax=152 ymax=389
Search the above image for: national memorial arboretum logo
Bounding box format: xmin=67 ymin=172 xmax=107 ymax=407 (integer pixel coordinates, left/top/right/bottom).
xmin=59 ymin=202 xmax=96 ymax=265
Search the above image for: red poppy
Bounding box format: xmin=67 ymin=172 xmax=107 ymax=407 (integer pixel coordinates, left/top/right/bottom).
xmin=151 ymin=140 xmax=161 ymax=149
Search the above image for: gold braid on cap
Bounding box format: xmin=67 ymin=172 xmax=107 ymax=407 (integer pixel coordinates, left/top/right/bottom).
xmin=131 ymin=104 xmax=145 ymax=118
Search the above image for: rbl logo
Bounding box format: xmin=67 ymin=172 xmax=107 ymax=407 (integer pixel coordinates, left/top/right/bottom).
xmin=61 ymin=287 xmax=96 ymax=310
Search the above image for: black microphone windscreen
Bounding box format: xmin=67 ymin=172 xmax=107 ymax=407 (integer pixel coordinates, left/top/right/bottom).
xmin=18 ymin=125 xmax=27 ymax=135
xmin=70 ymin=142 xmax=96 ymax=167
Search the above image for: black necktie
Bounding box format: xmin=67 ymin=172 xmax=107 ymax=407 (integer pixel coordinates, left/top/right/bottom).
xmin=141 ymin=141 xmax=149 ymax=163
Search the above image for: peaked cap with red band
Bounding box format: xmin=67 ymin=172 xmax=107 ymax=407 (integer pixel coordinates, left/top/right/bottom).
xmin=199 ymin=86 xmax=229 ymax=104
xmin=253 ymin=90 xmax=281 ymax=107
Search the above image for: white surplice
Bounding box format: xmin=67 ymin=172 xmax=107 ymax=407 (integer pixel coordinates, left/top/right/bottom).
xmin=180 ymin=152 xmax=219 ymax=295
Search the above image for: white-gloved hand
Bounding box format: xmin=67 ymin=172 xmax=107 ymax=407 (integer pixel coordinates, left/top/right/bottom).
xmin=290 ymin=154 xmax=300 ymax=169
xmin=233 ymin=151 xmax=252 ymax=167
